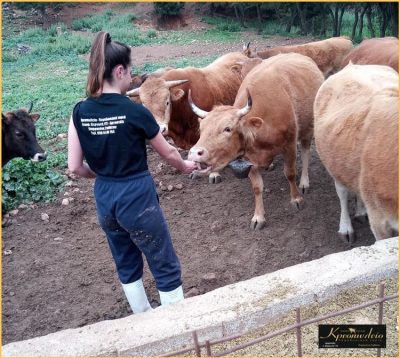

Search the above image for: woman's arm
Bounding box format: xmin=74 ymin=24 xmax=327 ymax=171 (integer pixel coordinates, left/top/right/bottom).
xmin=149 ymin=132 xmax=196 ymax=174
xmin=67 ymin=117 xmax=96 ymax=178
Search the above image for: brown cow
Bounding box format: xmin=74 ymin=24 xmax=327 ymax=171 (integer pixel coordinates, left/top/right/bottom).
xmin=243 ymin=37 xmax=353 ymax=77
xmin=126 ymin=52 xmax=246 ymax=148
xmin=339 ymin=37 xmax=398 ymax=72
xmin=188 ymin=53 xmax=324 ymax=229
xmin=2 ymin=104 xmax=47 ymax=166
xmin=314 ymin=63 xmax=398 ymax=242
xmin=127 ymin=52 xmax=247 ymax=183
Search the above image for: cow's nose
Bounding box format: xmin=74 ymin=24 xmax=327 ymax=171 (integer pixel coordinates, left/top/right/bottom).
xmin=33 ymin=152 xmax=47 ymax=162
xmin=188 ymin=147 xmax=207 ymax=161
xmin=158 ymin=123 xmax=168 ymax=136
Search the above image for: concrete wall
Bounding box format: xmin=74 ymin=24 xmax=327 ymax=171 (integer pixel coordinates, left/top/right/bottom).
xmin=2 ymin=237 xmax=398 ymax=356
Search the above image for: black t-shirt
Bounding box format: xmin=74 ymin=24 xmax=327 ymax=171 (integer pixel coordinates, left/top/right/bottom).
xmin=72 ymin=93 xmax=160 ymax=178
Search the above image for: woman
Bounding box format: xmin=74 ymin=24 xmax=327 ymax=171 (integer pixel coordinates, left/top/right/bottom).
xmin=68 ymin=32 xmax=197 ymax=314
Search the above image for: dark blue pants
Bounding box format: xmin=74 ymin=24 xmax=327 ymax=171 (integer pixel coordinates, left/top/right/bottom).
xmin=94 ymin=171 xmax=182 ymax=292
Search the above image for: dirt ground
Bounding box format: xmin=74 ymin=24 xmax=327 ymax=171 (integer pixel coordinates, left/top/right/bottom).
xmin=2 ymin=147 xmax=376 ymax=344
xmin=2 ymin=3 xmax=377 ymax=346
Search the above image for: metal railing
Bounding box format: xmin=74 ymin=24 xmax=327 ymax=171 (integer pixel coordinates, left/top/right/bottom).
xmin=161 ymin=282 xmax=397 ymax=357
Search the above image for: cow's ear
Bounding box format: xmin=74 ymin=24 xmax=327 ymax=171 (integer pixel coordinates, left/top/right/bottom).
xmin=2 ymin=113 xmax=12 ymax=125
xmin=246 ymin=116 xmax=263 ymax=128
xmin=30 ymin=113 xmax=40 ymax=122
xmin=171 ymin=89 xmax=185 ymax=101
xmin=230 ymin=63 xmax=243 ymax=76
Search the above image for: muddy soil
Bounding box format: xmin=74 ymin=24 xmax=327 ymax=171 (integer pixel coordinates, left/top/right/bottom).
xmin=2 ymin=146 xmax=375 ymax=344
xmin=2 ymin=2 xmax=375 ymax=345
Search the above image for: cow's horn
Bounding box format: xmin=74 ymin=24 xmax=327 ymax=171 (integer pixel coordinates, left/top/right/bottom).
xmin=27 ymin=101 xmax=33 ymax=113
xmin=247 ymin=41 xmax=251 ymax=49
xmin=166 ymin=79 xmax=189 ymax=89
xmin=126 ymin=88 xmax=140 ymax=97
xmin=188 ymin=89 xmax=208 ymax=119
xmin=237 ymin=88 xmax=252 ymax=118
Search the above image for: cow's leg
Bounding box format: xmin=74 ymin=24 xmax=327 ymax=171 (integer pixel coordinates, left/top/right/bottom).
xmin=299 ymin=139 xmax=311 ymax=194
xmin=354 ymin=195 xmax=368 ymax=222
xmin=208 ymin=171 xmax=222 ymax=184
xmin=366 ymin=208 xmax=393 ymax=240
xmin=283 ymin=144 xmax=303 ymax=210
xmin=248 ymin=167 xmax=266 ymax=230
xmin=334 ymin=180 xmax=355 ymax=244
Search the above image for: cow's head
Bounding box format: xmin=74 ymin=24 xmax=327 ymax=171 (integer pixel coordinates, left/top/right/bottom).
xmin=2 ymin=104 xmax=47 ymax=166
xmin=188 ymin=89 xmax=260 ymax=174
xmin=242 ymin=42 xmax=258 ymax=58
xmin=126 ymin=76 xmax=188 ymax=135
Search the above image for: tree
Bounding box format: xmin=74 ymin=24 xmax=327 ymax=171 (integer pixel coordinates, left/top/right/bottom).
xmin=389 ymin=2 xmax=399 ymax=37
xmin=154 ymin=2 xmax=184 ymax=18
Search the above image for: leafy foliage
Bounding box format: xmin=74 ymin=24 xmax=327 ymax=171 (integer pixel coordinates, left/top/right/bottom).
xmin=2 ymin=153 xmax=66 ymax=212
xmin=154 ymin=3 xmax=185 ymax=17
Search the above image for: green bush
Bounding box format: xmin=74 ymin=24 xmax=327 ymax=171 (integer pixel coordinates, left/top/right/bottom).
xmin=2 ymin=156 xmax=66 ymax=212
xmin=146 ymin=29 xmax=157 ymax=39
xmin=154 ymin=3 xmax=184 ymax=17
xmin=216 ymin=21 xmax=241 ymax=32
xmin=33 ymin=32 xmax=92 ymax=56
xmin=47 ymin=23 xmax=67 ymax=37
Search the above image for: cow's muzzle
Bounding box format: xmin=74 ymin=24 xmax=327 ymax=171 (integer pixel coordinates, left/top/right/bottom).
xmin=188 ymin=147 xmax=212 ymax=175
xmin=31 ymin=152 xmax=47 ymax=162
xmin=158 ymin=123 xmax=168 ymax=136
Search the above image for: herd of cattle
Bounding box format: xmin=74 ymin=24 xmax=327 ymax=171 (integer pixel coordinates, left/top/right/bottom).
xmin=2 ymin=36 xmax=398 ymax=242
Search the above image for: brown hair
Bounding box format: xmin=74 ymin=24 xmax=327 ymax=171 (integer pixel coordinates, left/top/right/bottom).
xmin=86 ymin=32 xmax=131 ymax=97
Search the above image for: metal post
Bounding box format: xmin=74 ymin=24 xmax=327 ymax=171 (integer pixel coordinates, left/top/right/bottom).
xmin=205 ymin=340 xmax=212 ymax=356
xmin=193 ymin=330 xmax=201 ymax=357
xmin=296 ymin=308 xmax=302 ymax=357
xmin=377 ymin=282 xmax=385 ymax=357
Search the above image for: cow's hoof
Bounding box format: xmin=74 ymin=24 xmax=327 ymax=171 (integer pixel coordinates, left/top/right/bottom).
xmin=290 ymin=197 xmax=304 ymax=211
xmin=338 ymin=231 xmax=355 ymax=246
xmin=189 ymin=171 xmax=201 ymax=180
xmin=250 ymin=219 xmax=266 ymax=230
xmin=299 ymin=185 xmax=309 ymax=195
xmin=209 ymin=174 xmax=222 ymax=184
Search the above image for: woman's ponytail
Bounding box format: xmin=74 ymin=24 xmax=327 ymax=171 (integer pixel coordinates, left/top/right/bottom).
xmin=86 ymin=32 xmax=131 ymax=97
xmin=86 ymin=31 xmax=108 ymax=97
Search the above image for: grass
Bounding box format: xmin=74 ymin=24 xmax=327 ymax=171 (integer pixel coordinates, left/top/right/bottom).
xmin=137 ymin=54 xmax=220 ymax=74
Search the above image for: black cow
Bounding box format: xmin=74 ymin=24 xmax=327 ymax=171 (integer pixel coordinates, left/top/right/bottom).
xmin=2 ymin=103 xmax=47 ymax=166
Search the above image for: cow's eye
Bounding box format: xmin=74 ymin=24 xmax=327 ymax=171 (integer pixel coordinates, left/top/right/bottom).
xmin=224 ymin=127 xmax=231 ymax=133
xmin=15 ymin=130 xmax=24 ymax=138
xmin=166 ymin=100 xmax=170 ymax=106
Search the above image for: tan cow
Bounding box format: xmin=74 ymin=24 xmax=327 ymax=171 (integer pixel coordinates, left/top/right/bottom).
xmin=237 ymin=57 xmax=263 ymax=79
xmin=314 ymin=63 xmax=398 ymax=241
xmin=243 ymin=37 xmax=353 ymax=77
xmin=188 ymin=53 xmax=324 ymax=229
xmin=339 ymin=37 xmax=398 ymax=72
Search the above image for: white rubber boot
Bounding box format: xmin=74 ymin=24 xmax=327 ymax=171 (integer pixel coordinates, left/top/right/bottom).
xmin=121 ymin=278 xmax=152 ymax=314
xmin=158 ymin=285 xmax=184 ymax=306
